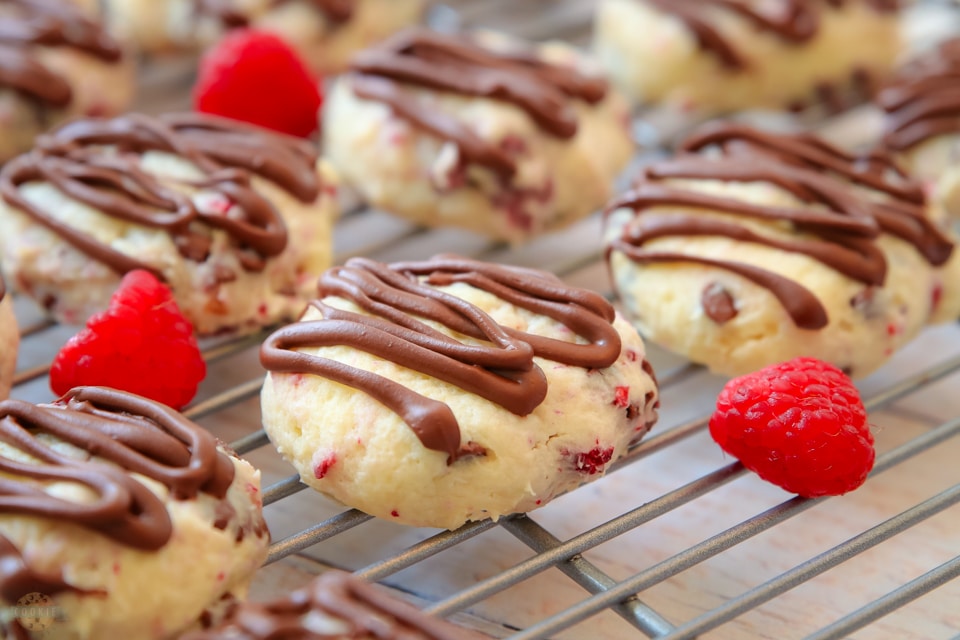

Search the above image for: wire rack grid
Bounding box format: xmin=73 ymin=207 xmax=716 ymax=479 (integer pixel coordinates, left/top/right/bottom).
xmin=8 ymin=1 xmax=960 ymax=638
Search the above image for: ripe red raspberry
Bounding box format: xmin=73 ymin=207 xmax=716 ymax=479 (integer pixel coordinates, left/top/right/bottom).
xmin=50 ymin=270 xmax=206 ymax=410
xmin=709 ymin=357 xmax=874 ymax=498
xmin=193 ymin=29 xmax=322 ymax=138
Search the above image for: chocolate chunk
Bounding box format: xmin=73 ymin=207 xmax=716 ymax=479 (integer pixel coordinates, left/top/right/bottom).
xmin=701 ymin=282 xmax=738 ymax=324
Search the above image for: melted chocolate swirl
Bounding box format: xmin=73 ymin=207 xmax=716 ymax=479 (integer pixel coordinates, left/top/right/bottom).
xmin=349 ymin=28 xmax=608 ymax=177
xmin=184 ymin=570 xmax=488 ymax=640
xmin=606 ymin=124 xmax=952 ymax=329
xmin=878 ymin=38 xmax=960 ymax=151
xmin=0 ymin=0 xmax=122 ymax=107
xmin=0 ymin=112 xmax=321 ymax=279
xmin=681 ymin=124 xmax=953 ymax=265
xmin=0 ymin=535 xmax=84 ymax=602
xmin=645 ymin=0 xmax=899 ymax=70
xmin=196 ymin=0 xmax=355 ymax=28
xmin=0 ymin=387 xmax=235 ymax=552
xmin=261 ymin=255 xmax=623 ymax=462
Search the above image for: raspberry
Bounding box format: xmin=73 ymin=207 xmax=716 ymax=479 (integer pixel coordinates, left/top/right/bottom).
xmin=573 ymin=445 xmax=615 ymax=475
xmin=708 ymin=357 xmax=874 ymax=498
xmin=193 ymin=29 xmax=322 ymax=138
xmin=613 ymin=385 xmax=630 ymax=408
xmin=50 ymin=270 xmax=206 ymax=410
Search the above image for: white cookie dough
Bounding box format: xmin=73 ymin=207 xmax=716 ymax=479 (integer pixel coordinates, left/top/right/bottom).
xmin=877 ymin=39 xmax=960 ymax=222
xmin=605 ymin=126 xmax=959 ymax=378
xmin=323 ymin=29 xmax=634 ymax=244
xmin=260 ymin=256 xmax=660 ymax=530
xmin=0 ymin=2 xmax=135 ymax=164
xmin=0 ymin=113 xmax=337 ymax=336
xmin=0 ymin=294 xmax=18 ymax=401
xmin=102 ymin=0 xmax=424 ymax=75
xmin=0 ymin=387 xmax=269 ymax=640
xmin=594 ymin=0 xmax=901 ymax=115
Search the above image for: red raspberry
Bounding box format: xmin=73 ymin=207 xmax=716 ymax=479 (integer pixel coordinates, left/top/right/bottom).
xmin=573 ymin=445 xmax=615 ymax=475
xmin=50 ymin=270 xmax=206 ymax=410
xmin=709 ymin=357 xmax=874 ymax=498
xmin=193 ymin=29 xmax=322 ymax=138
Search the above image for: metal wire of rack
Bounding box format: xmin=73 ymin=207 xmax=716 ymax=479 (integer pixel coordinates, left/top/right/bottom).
xmin=14 ymin=263 xmax=960 ymax=640
xmin=7 ymin=1 xmax=960 ymax=638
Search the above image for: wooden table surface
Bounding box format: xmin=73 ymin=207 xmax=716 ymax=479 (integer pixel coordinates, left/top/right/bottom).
xmin=11 ymin=1 xmax=960 ymax=638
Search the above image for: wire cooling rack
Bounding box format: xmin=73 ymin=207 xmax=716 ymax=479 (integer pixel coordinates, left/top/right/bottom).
xmin=8 ymin=1 xmax=960 ymax=638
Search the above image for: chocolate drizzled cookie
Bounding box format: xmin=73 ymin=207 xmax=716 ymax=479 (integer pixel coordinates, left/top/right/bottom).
xmin=184 ymin=570 xmax=489 ymax=640
xmin=604 ymin=123 xmax=959 ymax=378
xmin=262 ymin=255 xmax=623 ymax=462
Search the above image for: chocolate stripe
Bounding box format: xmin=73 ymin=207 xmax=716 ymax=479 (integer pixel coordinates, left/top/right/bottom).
xmin=0 ymin=0 xmax=121 ymax=105
xmin=879 ymin=39 xmax=960 ymax=150
xmin=183 ymin=570 xmax=487 ymax=640
xmin=195 ymin=0 xmax=355 ymax=26
xmin=261 ymin=256 xmax=623 ymax=462
xmin=0 ymin=387 xmax=235 ymax=552
xmin=0 ymin=112 xmax=321 ymax=278
xmin=644 ymin=0 xmax=898 ymax=71
xmin=345 ymin=27 xmax=607 ymax=163
xmin=607 ymin=123 xmax=952 ymax=328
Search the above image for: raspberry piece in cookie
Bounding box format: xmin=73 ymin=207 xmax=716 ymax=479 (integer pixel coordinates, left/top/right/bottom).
xmin=259 ymin=255 xmax=660 ymax=530
xmin=709 ymin=357 xmax=874 ymax=497
xmin=50 ymin=270 xmax=206 ymax=410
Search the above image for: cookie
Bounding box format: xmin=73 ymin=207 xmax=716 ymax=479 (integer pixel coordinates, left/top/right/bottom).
xmin=0 ymin=112 xmax=337 ymax=336
xmin=604 ymin=123 xmax=960 ymax=378
xmin=182 ymin=570 xmax=489 ymax=639
xmin=259 ymin=255 xmax=660 ymax=530
xmin=103 ymin=0 xmax=424 ymax=74
xmin=0 ymin=275 xmax=19 ymax=401
xmin=0 ymin=386 xmax=269 ymax=640
xmin=877 ymin=38 xmax=960 ymax=220
xmin=593 ymin=0 xmax=901 ymax=115
xmin=322 ymin=28 xmax=634 ymax=244
xmin=0 ymin=0 xmax=135 ymax=163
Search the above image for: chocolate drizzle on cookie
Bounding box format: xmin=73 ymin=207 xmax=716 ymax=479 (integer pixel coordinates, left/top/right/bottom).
xmin=645 ymin=0 xmax=898 ymax=70
xmin=196 ymin=0 xmax=355 ymax=28
xmin=681 ymin=123 xmax=952 ymax=265
xmin=348 ymin=28 xmax=608 ymax=178
xmin=0 ymin=0 xmax=122 ymax=107
xmin=0 ymin=535 xmax=85 ymax=602
xmin=606 ymin=123 xmax=952 ymax=329
xmin=302 ymin=0 xmax=355 ymax=22
xmin=261 ymin=255 xmax=623 ymax=462
xmin=0 ymin=386 xmax=235 ymax=551
xmin=878 ymin=38 xmax=960 ymax=151
xmin=183 ymin=570 xmax=488 ymax=640
xmin=0 ymin=112 xmax=321 ymax=279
